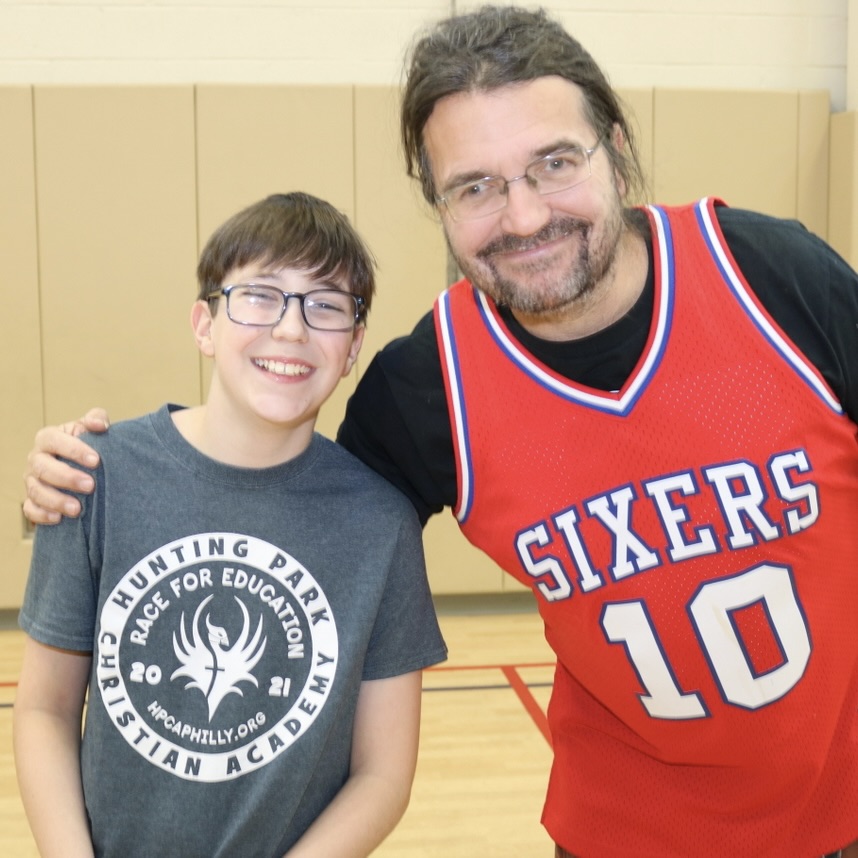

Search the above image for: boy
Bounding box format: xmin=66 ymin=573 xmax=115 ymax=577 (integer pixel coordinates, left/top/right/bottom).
xmin=13 ymin=191 xmax=447 ymax=858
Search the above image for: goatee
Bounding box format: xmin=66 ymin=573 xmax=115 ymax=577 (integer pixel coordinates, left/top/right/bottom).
xmin=455 ymin=215 xmax=621 ymax=317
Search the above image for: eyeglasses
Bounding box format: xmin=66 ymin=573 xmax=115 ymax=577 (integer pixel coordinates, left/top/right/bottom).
xmin=209 ymin=284 xmax=365 ymax=332
xmin=436 ymin=140 xmax=603 ymax=222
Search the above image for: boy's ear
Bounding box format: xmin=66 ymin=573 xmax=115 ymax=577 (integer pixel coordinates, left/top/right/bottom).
xmin=343 ymin=324 xmax=365 ymax=376
xmin=190 ymin=300 xmax=216 ymax=358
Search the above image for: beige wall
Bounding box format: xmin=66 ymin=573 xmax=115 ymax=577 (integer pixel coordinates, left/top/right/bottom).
xmin=838 ymin=1 xmax=858 ymax=271
xmin=0 ymin=2 xmax=851 ymax=108
xmin=850 ymin=0 xmax=858 ymax=109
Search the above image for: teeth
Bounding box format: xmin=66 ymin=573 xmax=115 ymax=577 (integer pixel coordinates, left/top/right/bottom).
xmin=254 ymin=358 xmax=310 ymax=377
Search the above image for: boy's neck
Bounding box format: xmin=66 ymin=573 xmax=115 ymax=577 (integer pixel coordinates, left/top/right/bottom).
xmin=170 ymin=403 xmax=315 ymax=469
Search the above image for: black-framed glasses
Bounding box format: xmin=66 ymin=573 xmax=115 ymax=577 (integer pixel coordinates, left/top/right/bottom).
xmin=209 ymin=284 xmax=365 ymax=332
xmin=436 ymin=140 xmax=603 ymax=222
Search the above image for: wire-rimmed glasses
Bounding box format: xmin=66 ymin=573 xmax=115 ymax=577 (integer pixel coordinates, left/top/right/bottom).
xmin=436 ymin=140 xmax=603 ymax=222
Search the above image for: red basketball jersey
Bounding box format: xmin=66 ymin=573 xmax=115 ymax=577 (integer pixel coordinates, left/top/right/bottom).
xmin=434 ymin=199 xmax=858 ymax=856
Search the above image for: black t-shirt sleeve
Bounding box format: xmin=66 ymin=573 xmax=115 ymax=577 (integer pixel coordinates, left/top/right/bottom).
xmin=715 ymin=207 xmax=858 ymax=421
xmin=337 ymin=312 xmax=454 ymax=526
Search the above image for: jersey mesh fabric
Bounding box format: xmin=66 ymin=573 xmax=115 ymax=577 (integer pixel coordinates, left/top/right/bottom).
xmin=434 ymin=199 xmax=858 ymax=856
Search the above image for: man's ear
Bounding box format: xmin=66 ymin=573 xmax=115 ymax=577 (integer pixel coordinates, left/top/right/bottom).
xmin=190 ymin=300 xmax=215 ymax=358
xmin=343 ymin=324 xmax=366 ymax=376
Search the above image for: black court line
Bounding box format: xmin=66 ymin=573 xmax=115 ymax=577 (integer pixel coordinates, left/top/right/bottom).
xmin=425 ymin=681 xmax=552 ymax=692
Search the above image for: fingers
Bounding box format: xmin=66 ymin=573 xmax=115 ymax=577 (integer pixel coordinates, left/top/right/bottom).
xmin=22 ymin=426 xmax=102 ymax=524
xmin=56 ymin=408 xmax=110 ymax=440
xmin=23 ymin=470 xmax=84 ymax=521
xmin=32 ymin=426 xmax=101 ymax=469
xmin=22 ymin=494 xmax=72 ymax=525
xmin=81 ymin=408 xmax=110 ymax=434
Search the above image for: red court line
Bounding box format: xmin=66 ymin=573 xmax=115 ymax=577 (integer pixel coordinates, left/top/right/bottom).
xmin=425 ymin=661 xmax=554 ymax=747
xmin=501 ymin=665 xmax=552 ymax=747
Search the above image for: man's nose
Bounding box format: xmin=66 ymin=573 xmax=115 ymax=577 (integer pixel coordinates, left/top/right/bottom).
xmin=498 ymin=177 xmax=552 ymax=236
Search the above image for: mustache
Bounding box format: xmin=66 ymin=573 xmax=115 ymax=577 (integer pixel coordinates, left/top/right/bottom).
xmin=476 ymin=217 xmax=590 ymax=259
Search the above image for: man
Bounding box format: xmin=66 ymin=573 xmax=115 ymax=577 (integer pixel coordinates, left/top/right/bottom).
xmin=23 ymin=6 xmax=858 ymax=856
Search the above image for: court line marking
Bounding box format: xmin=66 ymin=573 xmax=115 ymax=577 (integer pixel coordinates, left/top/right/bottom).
xmin=501 ymin=666 xmax=552 ymax=746
xmin=424 ymin=661 xmax=554 ymax=746
xmin=427 ymin=661 xmax=554 ymax=673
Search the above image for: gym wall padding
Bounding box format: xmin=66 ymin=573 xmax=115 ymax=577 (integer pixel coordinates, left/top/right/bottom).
xmin=1 ymin=84 xmax=852 ymax=605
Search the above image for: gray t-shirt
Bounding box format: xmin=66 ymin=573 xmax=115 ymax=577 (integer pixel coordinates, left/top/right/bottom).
xmin=20 ymin=405 xmax=447 ymax=858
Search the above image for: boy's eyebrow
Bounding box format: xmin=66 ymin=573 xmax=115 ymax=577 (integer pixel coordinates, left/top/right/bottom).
xmin=230 ymin=271 xmax=278 ymax=283
xmin=311 ymin=281 xmax=352 ymax=293
xmin=233 ymin=274 xmax=350 ymax=292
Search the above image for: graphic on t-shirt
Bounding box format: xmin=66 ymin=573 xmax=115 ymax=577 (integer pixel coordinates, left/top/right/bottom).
xmin=96 ymin=532 xmax=338 ymax=782
xmin=171 ymin=594 xmax=267 ymax=721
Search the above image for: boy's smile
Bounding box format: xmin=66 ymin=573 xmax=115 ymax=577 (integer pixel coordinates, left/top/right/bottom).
xmin=252 ymin=357 xmax=313 ymax=378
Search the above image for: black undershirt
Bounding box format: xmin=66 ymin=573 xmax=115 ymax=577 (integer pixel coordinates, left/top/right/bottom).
xmin=338 ymin=206 xmax=858 ymax=525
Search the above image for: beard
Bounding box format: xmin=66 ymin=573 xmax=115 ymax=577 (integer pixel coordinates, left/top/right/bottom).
xmin=450 ymin=204 xmax=625 ymax=318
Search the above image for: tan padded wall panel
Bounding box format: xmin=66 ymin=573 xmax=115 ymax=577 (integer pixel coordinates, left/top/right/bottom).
xmin=355 ymin=86 xmax=502 ymax=594
xmin=797 ymin=91 xmax=831 ymax=239
xmin=829 ymin=111 xmax=858 ymax=269
xmin=617 ymin=88 xmax=654 ymax=203
xmin=423 ymin=515 xmax=506 ymax=595
xmin=353 ymin=87 xmax=448 ymax=364
xmin=195 ymin=86 xmax=356 ymax=239
xmin=0 ymin=87 xmax=42 ymax=607
xmin=195 ymin=85 xmax=356 ymax=440
xmin=653 ymin=89 xmax=800 ymax=218
xmin=35 ymin=86 xmax=200 ymax=425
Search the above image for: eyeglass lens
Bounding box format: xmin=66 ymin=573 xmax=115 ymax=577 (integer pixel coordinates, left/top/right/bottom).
xmin=226 ymin=285 xmax=358 ymax=331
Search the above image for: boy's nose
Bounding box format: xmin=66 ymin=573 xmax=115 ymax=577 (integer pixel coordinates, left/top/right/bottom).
xmin=272 ymin=297 xmax=309 ymax=341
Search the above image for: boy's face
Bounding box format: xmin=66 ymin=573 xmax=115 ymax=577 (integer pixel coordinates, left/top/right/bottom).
xmin=192 ymin=263 xmax=364 ymax=437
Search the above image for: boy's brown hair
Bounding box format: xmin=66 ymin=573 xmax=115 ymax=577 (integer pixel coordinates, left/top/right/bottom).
xmin=197 ymin=192 xmax=375 ymax=319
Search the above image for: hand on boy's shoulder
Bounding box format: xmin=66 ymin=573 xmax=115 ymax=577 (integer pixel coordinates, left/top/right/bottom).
xmin=23 ymin=407 xmax=110 ymax=524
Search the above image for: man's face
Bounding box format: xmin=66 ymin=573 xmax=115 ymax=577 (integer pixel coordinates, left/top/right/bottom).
xmin=424 ymin=76 xmax=626 ymax=322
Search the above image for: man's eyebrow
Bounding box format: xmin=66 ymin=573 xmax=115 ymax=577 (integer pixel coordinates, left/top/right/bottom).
xmin=439 ymin=138 xmax=586 ymax=193
xmin=531 ymin=138 xmax=586 ymax=159
xmin=439 ymin=168 xmax=497 ymax=195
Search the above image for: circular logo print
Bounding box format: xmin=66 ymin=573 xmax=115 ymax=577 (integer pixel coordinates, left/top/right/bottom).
xmin=97 ymin=532 xmax=338 ymax=782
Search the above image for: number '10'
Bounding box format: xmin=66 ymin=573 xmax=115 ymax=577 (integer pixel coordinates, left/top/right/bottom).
xmin=601 ymin=563 xmax=810 ymax=719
